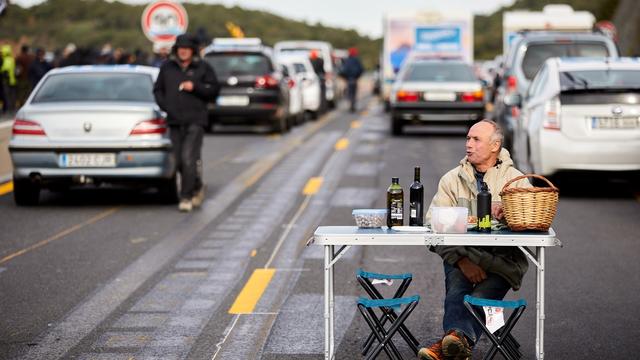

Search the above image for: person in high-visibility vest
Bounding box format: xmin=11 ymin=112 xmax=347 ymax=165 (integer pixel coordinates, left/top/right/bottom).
xmin=1 ymin=44 xmax=17 ymax=113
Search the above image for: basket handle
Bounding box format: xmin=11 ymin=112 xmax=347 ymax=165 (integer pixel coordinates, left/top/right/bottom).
xmin=501 ymin=174 xmax=558 ymax=193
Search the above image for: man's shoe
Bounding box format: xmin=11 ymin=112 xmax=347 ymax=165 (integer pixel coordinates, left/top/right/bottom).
xmin=441 ymin=330 xmax=472 ymax=359
xmin=417 ymin=340 xmax=444 ymax=360
xmin=178 ymin=199 xmax=193 ymax=212
xmin=192 ymin=186 xmax=205 ymax=208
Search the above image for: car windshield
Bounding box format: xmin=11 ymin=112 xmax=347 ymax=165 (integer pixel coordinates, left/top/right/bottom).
xmin=560 ymin=69 xmax=640 ymax=91
xmin=205 ymin=53 xmax=272 ymax=78
xmin=402 ymin=63 xmax=476 ymax=82
xmin=32 ymin=73 xmax=154 ymax=103
xmin=522 ymin=43 xmax=610 ymax=80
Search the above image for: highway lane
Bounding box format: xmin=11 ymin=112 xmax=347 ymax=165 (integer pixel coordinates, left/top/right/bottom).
xmin=1 ymin=92 xmax=639 ymax=359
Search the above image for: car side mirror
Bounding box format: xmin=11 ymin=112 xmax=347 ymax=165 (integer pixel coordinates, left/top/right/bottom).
xmin=503 ymin=93 xmax=522 ymax=107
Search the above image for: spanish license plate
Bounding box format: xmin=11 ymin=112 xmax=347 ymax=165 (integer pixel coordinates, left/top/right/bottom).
xmin=59 ymin=153 xmax=117 ymax=168
xmin=591 ymin=116 xmax=640 ymax=129
xmin=424 ymin=92 xmax=456 ymax=102
xmin=217 ymin=96 xmax=250 ymax=106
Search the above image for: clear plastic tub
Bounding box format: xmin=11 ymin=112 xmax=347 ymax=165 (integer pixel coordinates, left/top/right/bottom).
xmin=352 ymin=209 xmax=387 ymax=228
xmin=430 ymin=207 xmax=468 ymax=233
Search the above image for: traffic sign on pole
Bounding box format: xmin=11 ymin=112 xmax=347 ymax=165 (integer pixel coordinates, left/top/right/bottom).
xmin=141 ymin=0 xmax=189 ymax=46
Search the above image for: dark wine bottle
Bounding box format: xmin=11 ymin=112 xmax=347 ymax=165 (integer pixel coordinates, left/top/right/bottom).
xmin=387 ymin=177 xmax=403 ymax=227
xmin=409 ymin=167 xmax=424 ymax=226
xmin=477 ymin=181 xmax=491 ymax=232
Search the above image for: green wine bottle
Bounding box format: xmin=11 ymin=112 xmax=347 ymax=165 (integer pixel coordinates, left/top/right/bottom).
xmin=387 ymin=177 xmax=404 ymax=227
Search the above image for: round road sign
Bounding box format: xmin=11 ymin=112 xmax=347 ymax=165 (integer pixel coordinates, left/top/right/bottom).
xmin=141 ymin=1 xmax=189 ymax=44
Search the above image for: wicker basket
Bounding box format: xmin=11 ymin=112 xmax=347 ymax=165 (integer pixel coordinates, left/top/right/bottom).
xmin=499 ymin=174 xmax=559 ymax=231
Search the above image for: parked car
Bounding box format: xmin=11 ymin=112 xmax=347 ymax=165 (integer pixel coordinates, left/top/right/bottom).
xmin=274 ymin=40 xmax=341 ymax=108
xmin=508 ymin=57 xmax=640 ymax=178
xmin=203 ymin=38 xmax=290 ymax=133
xmin=493 ymin=31 xmax=620 ymax=150
xmin=9 ymin=65 xmax=177 ymax=205
xmin=389 ymin=58 xmax=485 ymax=135
xmin=277 ymin=53 xmax=322 ymax=118
xmin=277 ymin=60 xmax=305 ymax=126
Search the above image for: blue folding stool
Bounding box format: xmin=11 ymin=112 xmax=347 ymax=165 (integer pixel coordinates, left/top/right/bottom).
xmin=356 ymin=269 xmax=420 ymax=358
xmin=357 ymin=295 xmax=420 ymax=360
xmin=463 ymin=295 xmax=527 ymax=360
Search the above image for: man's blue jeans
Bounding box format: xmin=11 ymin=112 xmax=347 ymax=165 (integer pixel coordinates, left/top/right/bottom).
xmin=443 ymin=261 xmax=511 ymax=345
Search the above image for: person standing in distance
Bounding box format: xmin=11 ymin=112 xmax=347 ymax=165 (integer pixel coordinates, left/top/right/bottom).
xmin=339 ymin=47 xmax=364 ymax=112
xmin=309 ymin=49 xmax=326 ymax=113
xmin=154 ymin=34 xmax=219 ymax=212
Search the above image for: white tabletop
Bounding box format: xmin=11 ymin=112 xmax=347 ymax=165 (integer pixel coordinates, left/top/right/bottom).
xmin=313 ymin=226 xmax=560 ymax=247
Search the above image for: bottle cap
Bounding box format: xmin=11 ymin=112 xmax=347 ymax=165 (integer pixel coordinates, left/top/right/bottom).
xmin=392 ymin=177 xmax=399 ymax=183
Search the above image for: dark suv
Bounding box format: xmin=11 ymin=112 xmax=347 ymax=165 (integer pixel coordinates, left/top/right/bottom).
xmin=493 ymin=32 xmax=619 ymax=150
xmin=203 ymin=38 xmax=290 ymax=133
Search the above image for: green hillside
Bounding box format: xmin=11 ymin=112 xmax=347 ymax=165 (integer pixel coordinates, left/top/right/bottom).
xmin=0 ymin=0 xmax=381 ymax=68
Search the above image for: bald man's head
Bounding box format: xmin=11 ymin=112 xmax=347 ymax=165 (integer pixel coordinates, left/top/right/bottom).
xmin=466 ymin=120 xmax=503 ymax=172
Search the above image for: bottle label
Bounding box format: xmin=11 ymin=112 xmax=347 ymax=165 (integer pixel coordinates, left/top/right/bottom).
xmin=478 ymin=215 xmax=491 ymax=230
xmin=391 ymin=200 xmax=403 ymax=220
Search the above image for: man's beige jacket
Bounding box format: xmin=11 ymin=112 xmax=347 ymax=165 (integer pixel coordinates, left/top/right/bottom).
xmin=426 ymin=148 xmax=532 ymax=290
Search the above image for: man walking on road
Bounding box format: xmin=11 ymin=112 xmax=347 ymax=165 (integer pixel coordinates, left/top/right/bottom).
xmin=154 ymin=34 xmax=218 ymax=212
xmin=339 ymin=47 xmax=364 ymax=112
xmin=419 ymin=120 xmax=531 ymax=360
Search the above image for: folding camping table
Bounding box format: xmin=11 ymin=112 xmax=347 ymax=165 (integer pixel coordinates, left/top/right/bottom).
xmin=311 ymin=226 xmax=561 ymax=360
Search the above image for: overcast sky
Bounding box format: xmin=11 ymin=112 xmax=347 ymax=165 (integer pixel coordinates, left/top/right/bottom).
xmin=12 ymin=0 xmax=516 ymax=38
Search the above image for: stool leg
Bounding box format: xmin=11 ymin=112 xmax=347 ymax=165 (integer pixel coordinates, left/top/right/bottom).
xmin=366 ymin=302 xmax=418 ymax=360
xmin=358 ymin=305 xmax=401 ymax=360
xmin=359 ymin=278 xmax=419 ymax=354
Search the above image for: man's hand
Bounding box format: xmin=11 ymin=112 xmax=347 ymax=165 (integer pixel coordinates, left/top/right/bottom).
xmin=491 ymin=201 xmax=504 ymax=220
xmin=179 ymin=81 xmax=194 ymax=92
xmin=457 ymin=257 xmax=487 ymax=284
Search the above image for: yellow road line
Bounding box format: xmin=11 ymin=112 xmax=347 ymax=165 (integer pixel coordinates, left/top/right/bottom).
xmin=302 ymin=177 xmax=323 ymax=195
xmin=350 ymin=120 xmax=362 ymax=129
xmin=334 ymin=138 xmax=349 ymax=151
xmin=0 ymin=207 xmax=119 ymax=266
xmin=228 ymin=268 xmax=275 ymax=314
xmin=250 ymin=249 xmax=257 ymax=257
xmin=0 ymin=181 xmax=13 ymax=196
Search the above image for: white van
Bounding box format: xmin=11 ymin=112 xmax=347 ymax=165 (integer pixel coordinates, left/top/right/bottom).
xmin=274 ymin=41 xmax=340 ymax=107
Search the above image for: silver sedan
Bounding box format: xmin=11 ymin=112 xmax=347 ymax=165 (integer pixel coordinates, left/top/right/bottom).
xmin=9 ymin=65 xmax=177 ymax=205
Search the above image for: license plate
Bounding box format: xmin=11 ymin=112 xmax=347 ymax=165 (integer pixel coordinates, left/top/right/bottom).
xmin=217 ymin=96 xmax=250 ymax=106
xmin=60 ymin=153 xmax=116 ymax=168
xmin=591 ymin=116 xmax=640 ymax=129
xmin=424 ymin=92 xmax=456 ymax=102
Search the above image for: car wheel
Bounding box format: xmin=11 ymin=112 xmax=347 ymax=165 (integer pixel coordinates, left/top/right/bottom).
xmin=14 ymin=179 xmax=40 ymax=206
xmin=158 ymin=174 xmax=180 ymax=204
xmin=391 ymin=116 xmax=403 ymax=136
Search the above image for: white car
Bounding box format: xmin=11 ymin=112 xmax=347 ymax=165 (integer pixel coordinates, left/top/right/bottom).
xmin=277 ymin=61 xmax=305 ymax=126
xmin=277 ymin=53 xmax=321 ymax=116
xmin=274 ymin=40 xmax=340 ymax=107
xmin=509 ymin=57 xmax=640 ymax=178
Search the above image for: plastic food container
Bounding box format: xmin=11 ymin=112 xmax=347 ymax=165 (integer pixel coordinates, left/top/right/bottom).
xmin=352 ymin=209 xmax=387 ymax=228
xmin=430 ymin=207 xmax=468 ymax=233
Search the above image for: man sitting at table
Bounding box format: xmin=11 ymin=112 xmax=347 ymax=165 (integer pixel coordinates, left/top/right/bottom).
xmin=418 ymin=120 xmax=531 ymax=360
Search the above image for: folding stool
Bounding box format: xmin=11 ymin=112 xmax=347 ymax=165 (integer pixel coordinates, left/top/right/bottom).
xmin=463 ymin=295 xmax=527 ymax=360
xmin=356 ymin=269 xmax=420 ymax=357
xmin=357 ymin=295 xmax=420 ymax=360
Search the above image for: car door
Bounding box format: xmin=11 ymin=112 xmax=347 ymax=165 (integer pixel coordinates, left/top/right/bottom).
xmin=514 ymin=65 xmax=549 ymax=172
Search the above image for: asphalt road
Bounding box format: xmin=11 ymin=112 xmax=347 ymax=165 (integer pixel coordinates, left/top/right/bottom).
xmin=0 ymin=90 xmax=639 ymax=360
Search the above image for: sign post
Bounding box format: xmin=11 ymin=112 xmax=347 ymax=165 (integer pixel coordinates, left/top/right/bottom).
xmin=141 ymin=1 xmax=189 ymax=50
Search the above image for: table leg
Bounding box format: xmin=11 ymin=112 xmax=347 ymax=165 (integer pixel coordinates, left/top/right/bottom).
xmin=329 ymin=245 xmax=335 ymax=357
xmin=324 ymin=245 xmax=331 ymax=360
xmin=535 ymin=247 xmax=546 ymax=360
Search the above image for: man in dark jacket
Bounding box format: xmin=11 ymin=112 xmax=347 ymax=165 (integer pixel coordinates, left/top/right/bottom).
xmin=339 ymin=47 xmax=364 ymax=112
xmin=154 ymin=34 xmax=218 ymax=212
xmin=309 ymin=50 xmax=326 ymax=113
xmin=28 ymin=48 xmax=52 ymax=89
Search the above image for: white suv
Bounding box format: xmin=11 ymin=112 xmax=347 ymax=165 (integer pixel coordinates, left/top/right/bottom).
xmin=509 ymin=57 xmax=640 ymax=178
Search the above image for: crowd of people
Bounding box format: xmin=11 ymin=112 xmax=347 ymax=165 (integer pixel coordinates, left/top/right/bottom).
xmin=0 ymin=42 xmax=171 ymax=115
